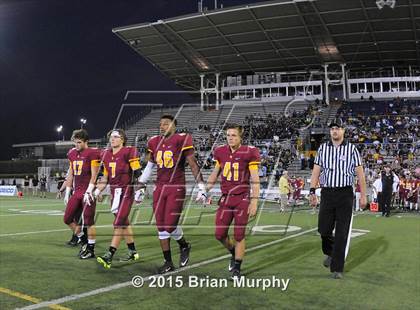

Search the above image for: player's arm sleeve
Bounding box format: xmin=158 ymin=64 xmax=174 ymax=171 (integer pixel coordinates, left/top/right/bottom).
xmin=128 ymin=147 xmax=141 ymax=171
xmin=147 ymin=139 xmax=156 ymax=163
xmin=248 ymin=147 xmax=261 ymax=172
xmin=138 ymin=161 xmax=155 ymax=184
xmin=88 ymin=150 xmax=101 ymax=183
xmin=91 ymin=153 xmax=101 ymax=169
xmin=181 ymin=134 xmax=194 ymax=156
xmin=68 ymin=159 xmax=73 ymax=174
xmin=213 ymin=148 xmax=220 ymax=168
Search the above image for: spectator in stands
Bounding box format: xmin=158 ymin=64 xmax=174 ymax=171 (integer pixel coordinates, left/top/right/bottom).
xmin=259 ymin=164 xmax=268 ymax=189
xmin=308 ymin=154 xmax=315 ymax=170
xmin=300 ymin=153 xmax=306 ymax=170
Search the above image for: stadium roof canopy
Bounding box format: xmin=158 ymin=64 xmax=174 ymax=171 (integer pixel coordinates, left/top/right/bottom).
xmin=113 ymin=0 xmax=420 ymax=90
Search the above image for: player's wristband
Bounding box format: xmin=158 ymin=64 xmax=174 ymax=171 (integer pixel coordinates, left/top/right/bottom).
xmin=309 ymin=188 xmax=316 ymax=195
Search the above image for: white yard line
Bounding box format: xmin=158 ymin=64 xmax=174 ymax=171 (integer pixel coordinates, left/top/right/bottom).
xmin=0 ymin=214 xmax=215 ymax=237
xmin=0 ymin=203 xmax=61 ymax=207
xmin=0 ymin=226 xmax=110 ymax=237
xmin=18 ymin=227 xmax=317 ymax=310
xmin=0 ymin=214 xmax=40 ymax=217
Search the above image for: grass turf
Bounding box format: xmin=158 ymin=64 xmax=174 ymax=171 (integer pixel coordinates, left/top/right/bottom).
xmin=0 ymin=195 xmax=418 ymax=309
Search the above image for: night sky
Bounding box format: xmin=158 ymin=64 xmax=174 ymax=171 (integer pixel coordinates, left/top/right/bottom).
xmin=0 ymin=0 xmax=257 ymax=160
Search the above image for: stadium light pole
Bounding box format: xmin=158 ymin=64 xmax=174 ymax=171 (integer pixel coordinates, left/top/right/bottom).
xmin=80 ymin=118 xmax=87 ymax=129
xmin=56 ymin=125 xmax=64 ymax=141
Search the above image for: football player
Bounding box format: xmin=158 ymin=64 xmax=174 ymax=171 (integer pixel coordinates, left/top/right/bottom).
xmin=95 ymin=129 xmax=142 ymax=269
xmin=138 ymin=115 xmax=206 ymax=274
xmin=205 ymin=123 xmax=260 ymax=279
xmin=63 ymin=129 xmax=101 ymax=258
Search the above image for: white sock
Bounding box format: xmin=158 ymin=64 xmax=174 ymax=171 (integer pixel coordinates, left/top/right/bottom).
xmin=88 ymin=239 xmax=95 ymax=244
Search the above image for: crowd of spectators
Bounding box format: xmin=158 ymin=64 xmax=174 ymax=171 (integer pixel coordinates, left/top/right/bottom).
xmin=336 ymin=98 xmax=419 ymax=170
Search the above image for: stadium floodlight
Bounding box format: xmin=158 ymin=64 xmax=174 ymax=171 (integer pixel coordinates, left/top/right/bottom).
xmin=56 ymin=125 xmax=64 ymax=141
xmin=80 ymin=118 xmax=87 ymax=128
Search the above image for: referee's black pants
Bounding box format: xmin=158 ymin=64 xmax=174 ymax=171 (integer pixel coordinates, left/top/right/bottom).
xmin=318 ymin=187 xmax=353 ymax=273
xmin=381 ymin=192 xmax=392 ymax=216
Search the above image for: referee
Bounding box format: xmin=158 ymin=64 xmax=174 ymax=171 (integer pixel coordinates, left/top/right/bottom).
xmin=309 ymin=118 xmax=366 ymax=279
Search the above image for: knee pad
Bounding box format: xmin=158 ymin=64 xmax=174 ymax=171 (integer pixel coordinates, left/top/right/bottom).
xmin=158 ymin=230 xmax=171 ymax=240
xmin=171 ymin=226 xmax=183 ymax=241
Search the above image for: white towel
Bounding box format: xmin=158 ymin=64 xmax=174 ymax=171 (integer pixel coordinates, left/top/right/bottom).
xmin=111 ymin=188 xmax=122 ymax=214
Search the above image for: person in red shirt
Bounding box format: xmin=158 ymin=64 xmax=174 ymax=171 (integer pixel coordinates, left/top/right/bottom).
xmin=407 ymin=175 xmax=419 ymax=211
xmin=293 ymin=177 xmax=304 ymax=202
xmin=206 ymin=123 xmax=260 ymax=279
xmin=138 ymin=115 xmax=205 ymax=274
xmin=94 ymin=129 xmax=142 ymax=269
xmin=397 ymin=176 xmax=406 ymax=210
xmin=288 ymin=176 xmax=296 ymax=203
xmin=403 ymin=176 xmax=413 ymax=211
xmin=62 ymin=129 xmax=101 ymax=259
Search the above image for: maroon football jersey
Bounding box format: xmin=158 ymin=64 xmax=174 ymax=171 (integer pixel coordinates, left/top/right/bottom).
xmin=102 ymin=146 xmax=140 ymax=192
xmin=67 ymin=148 xmax=101 ymax=192
xmin=147 ymin=133 xmax=194 ymax=185
xmin=213 ymin=144 xmax=260 ymax=195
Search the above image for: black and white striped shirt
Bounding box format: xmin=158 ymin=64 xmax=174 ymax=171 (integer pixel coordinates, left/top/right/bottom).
xmin=314 ymin=140 xmax=362 ymax=188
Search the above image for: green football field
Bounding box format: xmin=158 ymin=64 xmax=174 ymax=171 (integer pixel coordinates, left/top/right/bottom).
xmin=0 ymin=195 xmax=419 ymax=310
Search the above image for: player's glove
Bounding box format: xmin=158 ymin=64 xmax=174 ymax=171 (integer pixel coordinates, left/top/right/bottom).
xmin=204 ymin=192 xmax=213 ymax=206
xmin=64 ymin=187 xmax=71 ymax=205
xmin=195 ymin=183 xmax=207 ymax=203
xmin=134 ymin=188 xmax=145 ymax=205
xmin=83 ymin=184 xmax=95 ymax=206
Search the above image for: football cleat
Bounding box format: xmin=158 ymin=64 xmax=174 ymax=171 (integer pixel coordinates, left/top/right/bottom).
xmin=228 ymin=256 xmax=235 ymax=272
xmin=78 ymin=242 xmax=87 ymax=255
xmin=119 ymin=250 xmax=140 ymax=262
xmin=97 ymin=252 xmax=113 ymax=269
xmin=80 ymin=248 xmax=95 ymax=259
xmin=66 ymin=234 xmax=79 ymax=247
xmin=179 ymin=243 xmax=191 ymax=267
xmin=231 ymin=269 xmax=241 ymax=280
xmin=158 ymin=261 xmax=175 ymax=274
